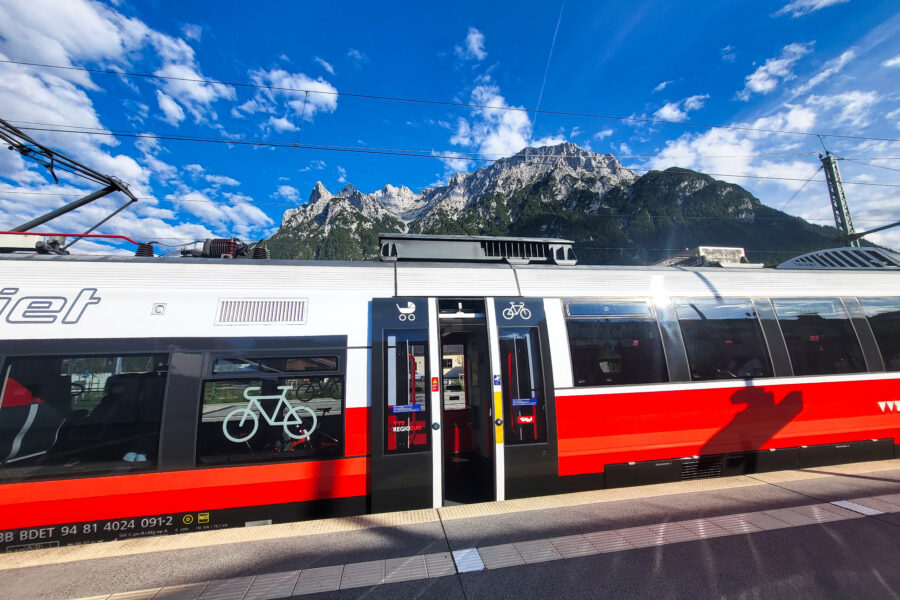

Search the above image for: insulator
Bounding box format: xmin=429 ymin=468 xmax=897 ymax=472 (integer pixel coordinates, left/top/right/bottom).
xmin=134 ymin=242 xmax=154 ymax=257
xmin=252 ymin=244 xmax=270 ymax=259
xmin=205 ymin=238 xmax=238 ymax=258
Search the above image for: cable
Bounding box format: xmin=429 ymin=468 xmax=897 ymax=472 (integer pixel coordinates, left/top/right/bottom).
xmin=3 ymin=189 xmax=899 ymax=224
xmin=6 ymin=117 xmax=835 ymax=161
xmin=9 ymin=125 xmax=900 ymax=189
xmin=841 ymin=158 xmax=900 ymax=174
xmin=779 ymin=165 xmax=823 ymax=211
xmin=5 ymin=58 xmax=900 ymax=143
xmin=6 ymin=119 xmax=826 ymax=161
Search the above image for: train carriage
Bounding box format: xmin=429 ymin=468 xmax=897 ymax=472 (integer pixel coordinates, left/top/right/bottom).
xmin=1 ymin=235 xmax=899 ymax=552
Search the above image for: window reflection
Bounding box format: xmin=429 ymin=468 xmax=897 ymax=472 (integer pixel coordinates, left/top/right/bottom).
xmin=773 ymin=298 xmax=865 ymax=376
xmin=675 ymin=298 xmax=773 ymax=381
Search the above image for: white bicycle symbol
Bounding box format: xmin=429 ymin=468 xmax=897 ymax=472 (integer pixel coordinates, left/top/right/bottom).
xmin=222 ymin=386 xmax=317 ymax=443
xmin=397 ymin=302 xmax=416 ymax=321
xmin=502 ymin=301 xmax=532 ymax=320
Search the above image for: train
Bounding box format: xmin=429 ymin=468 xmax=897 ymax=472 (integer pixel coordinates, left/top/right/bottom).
xmin=1 ymin=233 xmax=899 ymax=552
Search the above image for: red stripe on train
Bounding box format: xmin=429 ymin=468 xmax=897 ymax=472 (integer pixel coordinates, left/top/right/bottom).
xmin=344 ymin=406 xmax=370 ymax=457
xmin=0 ymin=457 xmax=367 ymax=530
xmin=556 ymin=378 xmax=900 ymax=476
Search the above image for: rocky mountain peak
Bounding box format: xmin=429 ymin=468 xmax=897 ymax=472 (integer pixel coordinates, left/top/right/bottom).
xmin=268 ymin=142 xmax=844 ymax=265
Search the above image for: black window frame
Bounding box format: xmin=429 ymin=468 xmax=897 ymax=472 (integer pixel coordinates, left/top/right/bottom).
xmin=0 ymin=350 xmax=170 ymax=483
xmin=197 ymin=348 xmax=347 ymax=467
xmin=0 ymin=335 xmax=348 ymax=480
xmin=771 ymin=297 xmax=867 ymax=377
xmin=564 ymin=298 xmax=669 ymax=387
xmin=673 ymin=297 xmax=775 ymax=382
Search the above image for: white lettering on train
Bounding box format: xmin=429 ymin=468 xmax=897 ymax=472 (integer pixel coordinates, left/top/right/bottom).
xmin=0 ymin=288 xmax=101 ymax=324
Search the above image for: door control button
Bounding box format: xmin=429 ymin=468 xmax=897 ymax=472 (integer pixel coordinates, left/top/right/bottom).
xmin=494 ymin=418 xmax=503 ymax=426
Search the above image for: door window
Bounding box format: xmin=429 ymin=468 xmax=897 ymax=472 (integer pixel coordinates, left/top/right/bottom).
xmin=384 ymin=331 xmax=430 ymax=453
xmin=499 ymin=327 xmax=547 ymax=445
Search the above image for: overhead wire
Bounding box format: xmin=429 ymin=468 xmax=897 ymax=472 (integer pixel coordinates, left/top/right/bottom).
xmin=3 ymin=188 xmax=898 ymax=224
xmin=8 ymin=124 xmax=900 ymax=189
xmin=779 ymin=164 xmax=823 ymax=211
xmin=5 ymin=117 xmax=837 ymax=160
xmin=4 ymin=58 xmax=900 ymax=143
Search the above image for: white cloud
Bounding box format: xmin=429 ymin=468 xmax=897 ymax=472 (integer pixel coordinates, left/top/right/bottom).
xmin=267 ymin=116 xmax=298 ymax=132
xmin=170 ymin=189 xmax=272 ymax=239
xmin=184 ymin=164 xmax=205 ymax=176
xmin=0 ymin=1 xmax=278 ymax=246
xmin=155 ymin=90 xmax=185 ymax=125
xmin=793 ymin=49 xmax=855 ymax=95
xmin=346 ymin=48 xmax=368 ymax=67
xmin=455 ymin=27 xmax=487 ymax=61
xmin=653 ymin=81 xmax=671 ymax=92
xmin=337 ymin=166 xmax=348 ymax=184
xmin=738 ymin=42 xmax=813 ymax=100
xmin=275 ymin=185 xmax=300 ymax=201
xmin=807 ymin=91 xmax=881 ymax=128
xmin=883 ymin=56 xmax=900 ymax=68
xmin=721 ymin=45 xmax=736 ymax=62
xmin=0 ymin=0 xmax=150 ymax=89
xmin=181 ymin=23 xmax=202 ymax=41
xmin=152 ymin=61 xmax=235 ymax=123
xmin=300 ymin=159 xmax=327 ymax=172
xmin=234 ymin=69 xmax=338 ymax=122
xmin=775 ymin=0 xmax=849 ymax=18
xmin=619 ymin=143 xmax=632 ymax=155
xmin=314 ymin=57 xmax=335 ymax=75
xmin=653 ymin=94 xmax=709 ymax=122
xmin=204 ymin=174 xmax=240 ymax=186
xmin=887 ymin=107 xmax=900 ymax=129
xmin=452 ymin=83 xmax=532 ymax=157
xmin=594 ymin=128 xmax=614 ymax=140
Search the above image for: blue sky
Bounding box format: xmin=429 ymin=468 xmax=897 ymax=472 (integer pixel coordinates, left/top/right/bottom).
xmin=1 ymin=0 xmax=899 ymax=254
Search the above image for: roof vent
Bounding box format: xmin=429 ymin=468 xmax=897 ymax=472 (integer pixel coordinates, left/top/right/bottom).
xmin=654 ymin=246 xmax=763 ymax=268
xmin=777 ymin=247 xmax=900 ymax=269
xmin=216 ymin=298 xmax=308 ymax=325
xmin=378 ymin=234 xmax=576 ymax=265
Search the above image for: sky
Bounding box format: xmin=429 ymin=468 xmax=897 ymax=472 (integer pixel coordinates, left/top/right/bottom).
xmin=0 ymin=0 xmax=899 ymax=256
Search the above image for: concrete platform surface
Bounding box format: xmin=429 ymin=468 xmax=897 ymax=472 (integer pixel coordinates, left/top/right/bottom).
xmin=1 ymin=459 xmax=899 ymax=600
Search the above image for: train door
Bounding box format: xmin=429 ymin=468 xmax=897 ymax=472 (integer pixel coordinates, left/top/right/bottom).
xmin=370 ymin=297 xmax=435 ymax=513
xmin=438 ymin=299 xmax=493 ymax=505
xmin=491 ymin=298 xmax=558 ymax=499
xmin=370 ymin=296 xmax=557 ymax=513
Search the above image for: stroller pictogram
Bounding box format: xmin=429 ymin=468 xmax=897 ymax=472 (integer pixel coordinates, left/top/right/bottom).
xmin=396 ymin=302 xmax=416 ymax=321
xmin=222 ymin=385 xmax=317 ymax=443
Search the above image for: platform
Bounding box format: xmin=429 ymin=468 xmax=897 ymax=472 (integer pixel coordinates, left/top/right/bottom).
xmin=2 ymin=459 xmax=900 ymax=599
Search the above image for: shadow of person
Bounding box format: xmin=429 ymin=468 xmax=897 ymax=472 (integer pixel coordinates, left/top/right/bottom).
xmin=700 ymin=383 xmax=803 ymax=473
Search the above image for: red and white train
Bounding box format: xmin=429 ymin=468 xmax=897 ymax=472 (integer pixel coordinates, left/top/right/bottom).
xmin=1 ymin=234 xmax=899 ymax=552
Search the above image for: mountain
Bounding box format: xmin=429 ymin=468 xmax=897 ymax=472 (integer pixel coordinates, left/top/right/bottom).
xmin=266 ymin=143 xmax=844 ymax=265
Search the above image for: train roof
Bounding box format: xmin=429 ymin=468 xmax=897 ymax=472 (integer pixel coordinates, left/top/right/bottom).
xmin=2 ymin=252 xmax=900 ymax=299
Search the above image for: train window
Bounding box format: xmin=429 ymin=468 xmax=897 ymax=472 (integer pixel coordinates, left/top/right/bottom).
xmin=674 ymin=298 xmax=773 ymax=381
xmin=772 ymin=298 xmax=866 ymax=376
xmin=565 ymin=301 xmax=667 ymax=386
xmin=859 ymin=298 xmax=900 ymax=371
xmin=0 ymin=354 xmax=168 ymax=482
xmin=384 ymin=331 xmax=430 ymax=454
xmin=197 ymin=369 xmax=344 ymax=465
xmin=212 ymin=356 xmax=339 ymax=374
xmin=499 ymin=327 xmax=547 ymax=444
